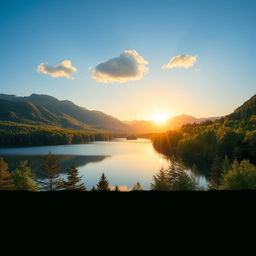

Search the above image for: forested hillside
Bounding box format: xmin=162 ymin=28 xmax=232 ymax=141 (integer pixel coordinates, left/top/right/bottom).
xmin=125 ymin=114 xmax=219 ymax=133
xmin=0 ymin=121 xmax=112 ymax=146
xmin=153 ymin=95 xmax=256 ymax=170
xmin=0 ymin=94 xmax=133 ymax=133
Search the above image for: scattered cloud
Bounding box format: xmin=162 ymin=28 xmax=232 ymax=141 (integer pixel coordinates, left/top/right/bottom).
xmin=91 ymin=50 xmax=149 ymax=83
xmin=162 ymin=54 xmax=197 ymax=69
xmin=37 ymin=60 xmax=77 ymax=79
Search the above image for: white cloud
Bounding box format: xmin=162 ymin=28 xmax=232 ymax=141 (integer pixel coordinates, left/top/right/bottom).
xmin=37 ymin=60 xmax=77 ymax=79
xmin=162 ymin=54 xmax=197 ymax=69
xmin=91 ymin=50 xmax=149 ymax=83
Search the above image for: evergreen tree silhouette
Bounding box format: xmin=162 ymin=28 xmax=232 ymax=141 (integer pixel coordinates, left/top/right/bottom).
xmin=38 ymin=152 xmax=63 ymax=191
xmin=11 ymin=160 xmax=38 ymax=191
xmin=151 ymin=168 xmax=169 ymax=191
xmin=63 ymin=163 xmax=86 ymax=191
xmin=0 ymin=157 xmax=14 ymax=190
xmin=91 ymin=185 xmax=97 ymax=191
xmin=114 ymin=185 xmax=120 ymax=191
xmin=221 ymin=155 xmax=231 ymax=174
xmin=96 ymin=173 xmax=110 ymax=191
xmin=132 ymin=182 xmax=143 ymax=191
xmin=209 ymin=155 xmax=222 ymax=187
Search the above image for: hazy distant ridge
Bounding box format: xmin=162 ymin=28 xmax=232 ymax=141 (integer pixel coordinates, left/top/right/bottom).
xmin=125 ymin=114 xmax=220 ymax=133
xmin=0 ymin=93 xmax=220 ymax=134
xmin=0 ymin=94 xmax=133 ymax=133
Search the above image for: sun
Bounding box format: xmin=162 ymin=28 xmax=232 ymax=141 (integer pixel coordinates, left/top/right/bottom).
xmin=152 ymin=112 xmax=169 ymax=124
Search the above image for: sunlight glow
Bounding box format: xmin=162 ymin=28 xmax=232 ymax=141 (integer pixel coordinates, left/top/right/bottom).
xmin=152 ymin=112 xmax=170 ymax=124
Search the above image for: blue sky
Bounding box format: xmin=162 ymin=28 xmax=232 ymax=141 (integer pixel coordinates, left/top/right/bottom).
xmin=0 ymin=0 xmax=255 ymax=120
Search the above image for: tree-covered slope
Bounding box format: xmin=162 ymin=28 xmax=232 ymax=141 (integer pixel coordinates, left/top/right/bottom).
xmin=153 ymin=94 xmax=256 ymax=170
xmin=0 ymin=94 xmax=134 ymax=133
xmin=227 ymin=95 xmax=256 ymax=121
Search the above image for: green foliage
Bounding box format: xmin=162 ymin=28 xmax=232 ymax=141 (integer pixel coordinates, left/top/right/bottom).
xmin=11 ymin=160 xmax=38 ymax=191
xmin=208 ymin=155 xmax=232 ymax=189
xmin=151 ymin=168 xmax=169 ymax=191
xmin=0 ymin=93 xmax=132 ymax=134
xmin=221 ymin=155 xmax=231 ymax=174
xmin=209 ymin=155 xmax=222 ymax=187
xmin=62 ymin=163 xmax=86 ymax=191
xmin=153 ymin=95 xmax=256 ymax=174
xmin=0 ymin=157 xmax=14 ymax=190
xmin=0 ymin=121 xmax=112 ymax=147
xmin=244 ymin=130 xmax=256 ymax=159
xmin=151 ymin=162 xmax=199 ymax=191
xmin=228 ymin=95 xmax=256 ymax=121
xmin=38 ymin=153 xmax=63 ymax=191
xmin=167 ymin=162 xmax=199 ymax=191
xmin=219 ymin=160 xmax=256 ymax=190
xmin=132 ymin=182 xmax=143 ymax=191
xmin=96 ymin=173 xmax=110 ymax=191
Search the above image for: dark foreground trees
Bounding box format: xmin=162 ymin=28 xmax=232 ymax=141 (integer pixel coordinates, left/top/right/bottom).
xmin=0 ymin=157 xmax=14 ymax=190
xmin=1 ymin=152 xmax=256 ymax=191
xmin=219 ymin=159 xmax=256 ymax=190
xmin=11 ymin=160 xmax=38 ymax=191
xmin=62 ymin=163 xmax=86 ymax=191
xmin=132 ymin=182 xmax=143 ymax=191
xmin=38 ymin=153 xmax=63 ymax=191
xmin=151 ymin=168 xmax=169 ymax=191
xmin=96 ymin=173 xmax=110 ymax=191
xmin=151 ymin=162 xmax=200 ymax=191
xmin=0 ymin=122 xmax=112 ymax=147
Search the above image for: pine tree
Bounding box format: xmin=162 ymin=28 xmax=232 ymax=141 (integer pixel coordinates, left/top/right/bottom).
xmin=209 ymin=155 xmax=222 ymax=188
xmin=151 ymin=168 xmax=169 ymax=191
xmin=62 ymin=163 xmax=86 ymax=191
xmin=114 ymin=185 xmax=120 ymax=191
xmin=0 ymin=157 xmax=14 ymax=190
xmin=11 ymin=160 xmax=38 ymax=191
xmin=91 ymin=185 xmax=97 ymax=191
xmin=219 ymin=159 xmax=256 ymax=190
xmin=132 ymin=182 xmax=143 ymax=191
xmin=38 ymin=152 xmax=63 ymax=191
xmin=221 ymin=155 xmax=231 ymax=174
xmin=167 ymin=161 xmax=198 ymax=191
xmin=96 ymin=173 xmax=110 ymax=191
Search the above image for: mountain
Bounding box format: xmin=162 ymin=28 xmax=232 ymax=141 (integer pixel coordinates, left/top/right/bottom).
xmin=165 ymin=114 xmax=198 ymax=129
xmin=227 ymin=95 xmax=256 ymax=121
xmin=152 ymin=94 xmax=256 ymax=170
xmin=124 ymin=120 xmax=162 ymax=133
xmin=125 ymin=114 xmax=220 ymax=133
xmin=0 ymin=94 xmax=134 ymax=133
xmin=0 ymin=93 xmax=221 ymax=134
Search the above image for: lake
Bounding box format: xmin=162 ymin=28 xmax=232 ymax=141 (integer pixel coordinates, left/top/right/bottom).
xmin=0 ymin=138 xmax=208 ymax=190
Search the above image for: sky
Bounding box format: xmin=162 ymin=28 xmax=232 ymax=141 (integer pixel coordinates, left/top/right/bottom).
xmin=0 ymin=0 xmax=255 ymax=121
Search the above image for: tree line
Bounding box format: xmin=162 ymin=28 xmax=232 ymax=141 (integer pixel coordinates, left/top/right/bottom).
xmin=1 ymin=152 xmax=256 ymax=191
xmin=0 ymin=122 xmax=112 ymax=146
xmin=151 ymin=157 xmax=256 ymax=190
xmin=0 ymin=153 xmax=143 ymax=191
xmin=152 ymin=115 xmax=256 ymax=177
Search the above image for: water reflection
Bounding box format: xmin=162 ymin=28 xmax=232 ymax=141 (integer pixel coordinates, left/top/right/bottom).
xmin=1 ymin=155 xmax=109 ymax=175
xmin=0 ymin=139 xmax=208 ymax=190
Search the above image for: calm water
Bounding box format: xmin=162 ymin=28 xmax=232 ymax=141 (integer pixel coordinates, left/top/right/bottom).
xmin=0 ymin=138 xmax=207 ymax=190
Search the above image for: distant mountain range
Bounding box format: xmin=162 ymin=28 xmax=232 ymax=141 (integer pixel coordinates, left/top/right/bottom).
xmin=125 ymin=115 xmax=220 ymax=133
xmin=0 ymin=93 xmax=220 ymax=134
xmin=0 ymin=94 xmax=132 ymax=133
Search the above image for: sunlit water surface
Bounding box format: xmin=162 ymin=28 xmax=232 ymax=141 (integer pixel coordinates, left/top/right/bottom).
xmin=0 ymin=138 xmax=207 ymax=190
